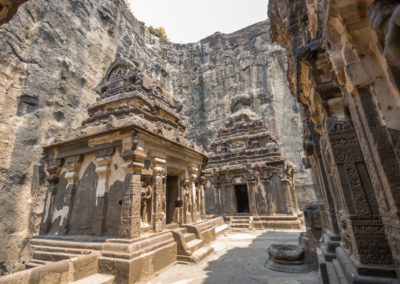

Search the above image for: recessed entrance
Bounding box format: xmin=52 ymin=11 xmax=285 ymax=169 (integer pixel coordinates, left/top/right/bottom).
xmin=166 ymin=175 xmax=179 ymax=224
xmin=235 ymin=184 xmax=249 ymax=213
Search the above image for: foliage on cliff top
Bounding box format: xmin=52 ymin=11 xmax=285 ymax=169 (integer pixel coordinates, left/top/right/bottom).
xmin=150 ymin=26 xmax=168 ymax=41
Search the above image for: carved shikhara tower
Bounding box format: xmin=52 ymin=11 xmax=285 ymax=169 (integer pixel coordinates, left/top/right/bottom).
xmin=26 ymin=57 xmax=227 ymax=283
xmin=41 ymin=56 xmax=208 ymax=237
xmin=205 ymin=94 xmax=303 ymax=230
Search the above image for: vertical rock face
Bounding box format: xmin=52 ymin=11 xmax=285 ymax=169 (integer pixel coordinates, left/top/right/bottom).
xmin=0 ymin=0 xmax=315 ymax=273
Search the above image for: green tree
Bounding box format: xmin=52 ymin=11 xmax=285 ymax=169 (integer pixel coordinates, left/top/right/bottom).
xmin=151 ymin=26 xmax=168 ymax=41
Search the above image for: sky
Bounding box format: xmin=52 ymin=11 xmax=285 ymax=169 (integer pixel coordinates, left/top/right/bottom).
xmin=127 ymin=0 xmax=268 ymax=43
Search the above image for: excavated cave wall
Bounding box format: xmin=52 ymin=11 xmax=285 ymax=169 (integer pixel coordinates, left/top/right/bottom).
xmin=0 ymin=0 xmax=316 ymax=273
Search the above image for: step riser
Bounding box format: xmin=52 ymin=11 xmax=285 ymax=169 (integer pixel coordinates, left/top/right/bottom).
xmin=178 ymin=247 xmax=214 ymax=264
xmin=33 ymin=252 xmax=75 ymax=262
xmin=184 ymin=234 xmax=195 ymax=243
xmin=31 ymin=245 xmax=91 ymax=255
xmin=187 ymin=240 xmax=204 ymax=252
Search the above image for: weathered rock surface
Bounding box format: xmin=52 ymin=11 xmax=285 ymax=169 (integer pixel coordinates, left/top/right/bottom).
xmin=268 ymin=0 xmax=400 ymax=281
xmin=0 ymin=0 xmax=315 ymax=273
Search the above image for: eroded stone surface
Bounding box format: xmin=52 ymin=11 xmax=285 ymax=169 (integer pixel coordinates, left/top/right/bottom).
xmin=268 ymin=0 xmax=400 ymax=282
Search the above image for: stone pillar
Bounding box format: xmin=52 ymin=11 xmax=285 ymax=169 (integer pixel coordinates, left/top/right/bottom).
xmin=247 ymin=181 xmax=257 ymax=215
xmin=303 ymin=113 xmax=342 ymax=264
xmin=152 ymin=157 xmax=166 ymax=232
xmin=349 ymin=87 xmax=400 ymax=276
xmin=119 ymin=139 xmax=146 ymax=239
xmin=199 ymin=176 xmax=207 ymax=219
xmin=40 ymin=157 xmax=62 ymax=235
xmin=265 ymin=179 xmax=276 ymax=215
xmin=59 ymin=155 xmax=82 ymax=235
xmin=93 ymin=154 xmax=112 ymax=235
xmin=321 ymin=98 xmax=395 ymax=279
xmin=214 ymin=184 xmax=221 ymax=215
xmin=189 ymin=165 xmax=200 ymax=222
xmin=183 ymin=179 xmax=192 ymax=224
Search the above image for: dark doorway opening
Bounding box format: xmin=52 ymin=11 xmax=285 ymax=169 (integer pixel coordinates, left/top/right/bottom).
xmin=235 ymin=184 xmax=249 ymax=213
xmin=166 ymin=175 xmax=179 ymax=224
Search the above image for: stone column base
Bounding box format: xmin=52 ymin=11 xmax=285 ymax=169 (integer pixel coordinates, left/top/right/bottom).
xmin=326 ymin=247 xmax=398 ymax=284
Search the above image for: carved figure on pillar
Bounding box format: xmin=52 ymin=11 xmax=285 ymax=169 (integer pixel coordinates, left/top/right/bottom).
xmin=140 ymin=180 xmax=153 ymax=228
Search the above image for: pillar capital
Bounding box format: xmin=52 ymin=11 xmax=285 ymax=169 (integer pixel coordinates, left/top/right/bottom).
xmin=152 ymin=157 xmax=166 ymax=176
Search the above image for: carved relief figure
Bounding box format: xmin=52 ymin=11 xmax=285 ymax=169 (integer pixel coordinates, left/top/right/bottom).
xmin=140 ymin=180 xmax=153 ymax=227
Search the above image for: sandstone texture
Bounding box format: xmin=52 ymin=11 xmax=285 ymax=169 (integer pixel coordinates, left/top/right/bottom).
xmin=268 ymin=0 xmax=400 ymax=282
xmin=0 ymin=0 xmax=315 ymax=274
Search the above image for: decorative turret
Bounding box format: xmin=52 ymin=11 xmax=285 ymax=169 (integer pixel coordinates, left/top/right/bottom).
xmin=48 ymin=56 xmax=202 ymax=154
xmin=205 ymin=93 xmax=302 ymax=230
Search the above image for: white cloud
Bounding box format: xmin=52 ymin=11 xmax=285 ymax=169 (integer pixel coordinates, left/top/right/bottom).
xmin=127 ymin=0 xmax=268 ymax=43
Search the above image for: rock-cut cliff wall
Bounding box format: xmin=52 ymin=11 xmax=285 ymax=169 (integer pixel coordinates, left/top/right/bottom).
xmin=0 ymin=0 xmax=316 ymax=273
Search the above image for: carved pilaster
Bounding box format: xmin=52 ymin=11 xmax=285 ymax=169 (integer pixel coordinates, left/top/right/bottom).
xmin=152 ymin=156 xmax=166 ymax=232
xmin=183 ymin=179 xmax=192 ymax=224
xmin=93 ymin=153 xmax=112 ymax=235
xmin=322 ymin=99 xmax=393 ymax=269
xmin=199 ymin=175 xmax=207 ymax=219
xmin=247 ymin=181 xmax=257 ymax=216
xmin=119 ymin=134 xmax=146 ymax=239
xmin=189 ymin=164 xmax=200 ymax=222
xmin=214 ymin=183 xmax=221 ymax=215
xmin=40 ymin=157 xmax=63 ymax=235
xmin=59 ymin=155 xmax=82 ymax=235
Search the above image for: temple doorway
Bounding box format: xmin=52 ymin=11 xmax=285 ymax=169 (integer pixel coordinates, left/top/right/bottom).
xmin=166 ymin=175 xmax=179 ymax=224
xmin=235 ymin=184 xmax=249 ymax=213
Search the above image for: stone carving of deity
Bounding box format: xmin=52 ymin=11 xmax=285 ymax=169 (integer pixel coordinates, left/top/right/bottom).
xmin=140 ymin=181 xmax=153 ymax=227
xmin=184 ymin=181 xmax=192 ymax=213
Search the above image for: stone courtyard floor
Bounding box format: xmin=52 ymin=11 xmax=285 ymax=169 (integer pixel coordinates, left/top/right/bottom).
xmin=145 ymin=230 xmax=319 ymax=284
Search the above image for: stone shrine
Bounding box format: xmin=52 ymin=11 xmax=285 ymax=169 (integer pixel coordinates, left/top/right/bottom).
xmin=5 ymin=56 xmax=228 ymax=283
xmin=205 ymin=94 xmax=303 ymax=230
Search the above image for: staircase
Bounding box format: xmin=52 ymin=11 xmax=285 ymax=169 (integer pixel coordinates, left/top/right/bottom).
xmin=229 ymin=216 xmax=253 ymax=230
xmin=68 ymin=274 xmax=115 ymax=284
xmin=26 ymin=238 xmax=101 ymax=269
xmin=172 ymin=227 xmax=214 ymax=264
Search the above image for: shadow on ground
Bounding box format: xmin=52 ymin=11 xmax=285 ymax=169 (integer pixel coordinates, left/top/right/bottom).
xmin=202 ymin=231 xmax=318 ymax=284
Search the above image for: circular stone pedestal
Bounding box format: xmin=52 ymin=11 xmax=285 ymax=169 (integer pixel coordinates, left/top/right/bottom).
xmin=265 ymin=244 xmax=313 ymax=273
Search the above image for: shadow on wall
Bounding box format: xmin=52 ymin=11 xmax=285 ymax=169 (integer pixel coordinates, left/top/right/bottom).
xmin=202 ymin=231 xmax=318 ymax=284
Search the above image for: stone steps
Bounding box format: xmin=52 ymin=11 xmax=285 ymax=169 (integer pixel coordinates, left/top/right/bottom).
xmin=30 ymin=238 xmax=102 ymax=250
xmin=215 ymin=224 xmax=229 ymax=236
xmin=231 ymin=220 xmax=248 ymax=224
xmin=31 ymin=244 xmax=92 ymax=255
xmin=177 ymin=246 xmax=214 ymax=264
xmin=183 ymin=232 xmax=196 ymax=243
xmin=230 ymin=216 xmax=250 ymax=230
xmin=186 ymin=239 xmax=204 ymax=252
xmin=231 ymin=224 xmax=249 ymax=228
xmin=27 ymin=239 xmax=98 ymax=268
xmin=172 ymin=223 xmax=215 ymax=264
xmin=32 ymin=251 xmax=79 ymax=262
xmin=25 ymin=259 xmax=51 ymax=269
xmin=68 ymin=273 xmax=115 ymax=284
